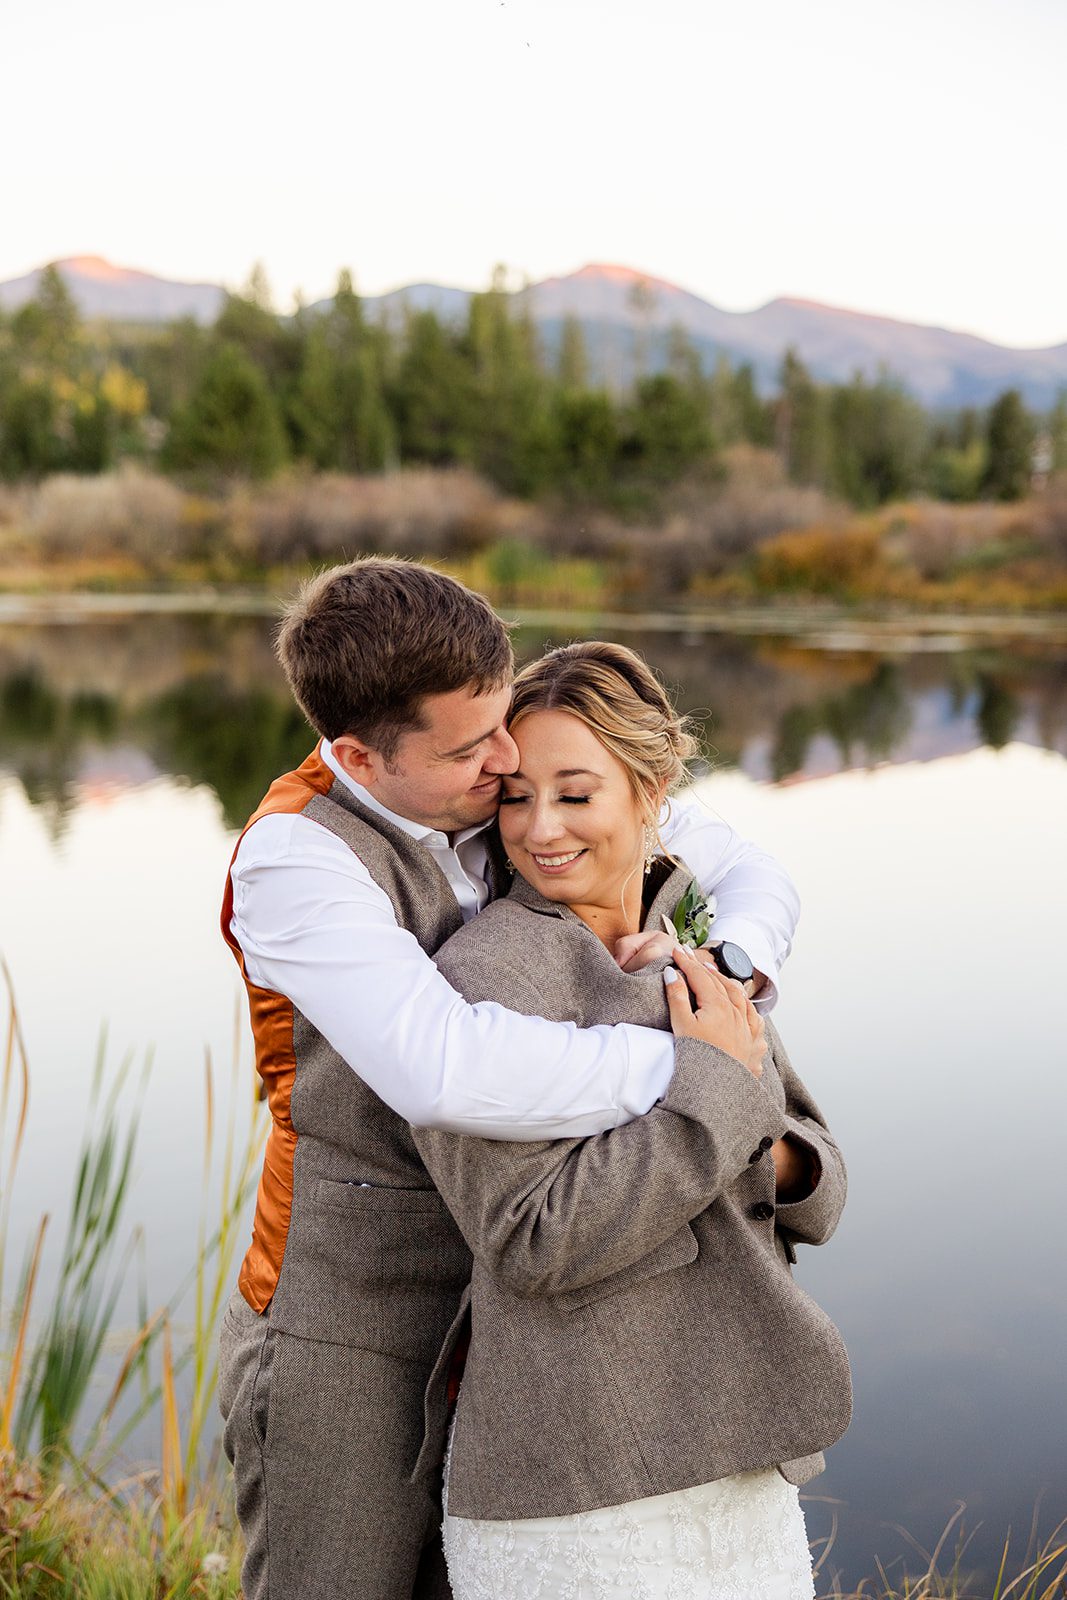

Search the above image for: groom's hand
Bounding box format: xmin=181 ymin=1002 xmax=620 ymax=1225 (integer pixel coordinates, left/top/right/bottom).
xmin=614 ymin=929 xmax=677 ymax=972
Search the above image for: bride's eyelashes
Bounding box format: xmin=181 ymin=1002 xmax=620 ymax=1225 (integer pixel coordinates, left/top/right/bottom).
xmin=499 ymin=794 xmax=592 ymax=806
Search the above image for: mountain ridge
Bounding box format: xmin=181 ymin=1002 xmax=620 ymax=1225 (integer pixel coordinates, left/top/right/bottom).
xmin=3 ymin=255 xmax=1066 ymax=409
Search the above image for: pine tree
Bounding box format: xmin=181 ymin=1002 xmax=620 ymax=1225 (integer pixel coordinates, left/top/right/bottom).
xmin=621 ymin=374 xmax=713 ymax=486
xmin=392 ymin=311 xmax=477 ymax=466
xmin=732 ymin=364 xmax=775 ymax=448
xmin=557 ymin=316 xmax=588 ymax=391
xmin=1048 ymin=391 xmax=1067 ymax=473
xmin=828 ymin=373 xmax=926 ymax=506
xmin=0 ymin=380 xmax=61 ymax=478
xmin=465 ymin=272 xmax=549 ymax=493
xmin=982 ymin=389 xmax=1033 ymax=501
xmin=163 ymin=343 xmax=288 ymax=477
xmin=12 ymin=264 xmax=80 ymax=374
xmin=776 ymin=350 xmax=830 ymax=486
xmin=545 ymin=390 xmax=619 ymax=498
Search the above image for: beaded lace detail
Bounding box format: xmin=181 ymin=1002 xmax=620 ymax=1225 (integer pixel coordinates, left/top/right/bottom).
xmin=443 ymin=1435 xmax=815 ymax=1600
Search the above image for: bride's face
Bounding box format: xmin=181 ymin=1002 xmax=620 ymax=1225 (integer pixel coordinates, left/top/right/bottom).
xmin=498 ymin=709 xmax=647 ymax=907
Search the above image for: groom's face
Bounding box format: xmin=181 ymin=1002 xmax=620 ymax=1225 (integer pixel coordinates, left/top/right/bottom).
xmin=337 ymin=681 xmax=519 ymax=833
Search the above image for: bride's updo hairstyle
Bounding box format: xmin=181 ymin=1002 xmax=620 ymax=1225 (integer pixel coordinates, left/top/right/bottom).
xmin=508 ymin=641 xmax=699 ymax=844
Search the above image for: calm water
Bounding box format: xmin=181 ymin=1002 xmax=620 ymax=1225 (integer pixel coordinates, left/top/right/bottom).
xmin=1 ymin=606 xmax=1065 ymax=1590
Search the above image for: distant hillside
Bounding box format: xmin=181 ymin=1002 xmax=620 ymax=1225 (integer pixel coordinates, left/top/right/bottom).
xmin=0 ymin=255 xmax=224 ymax=324
xmin=513 ymin=264 xmax=1067 ymax=409
xmin=4 ymin=255 xmax=1067 ymax=410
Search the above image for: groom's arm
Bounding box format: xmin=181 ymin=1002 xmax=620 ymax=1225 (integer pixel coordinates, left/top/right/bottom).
xmin=230 ymin=813 xmax=677 ymax=1139
xmin=658 ymin=790 xmax=800 ymax=1009
xmin=229 ymin=806 xmax=799 ymax=1141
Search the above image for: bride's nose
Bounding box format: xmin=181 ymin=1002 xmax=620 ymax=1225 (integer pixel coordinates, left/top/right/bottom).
xmin=525 ymin=797 xmax=567 ymax=846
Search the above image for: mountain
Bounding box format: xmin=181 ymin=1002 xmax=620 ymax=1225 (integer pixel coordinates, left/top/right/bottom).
xmin=3 ymin=255 xmax=1066 ymax=410
xmin=0 ymin=255 xmax=224 ymax=324
xmin=514 ymin=265 xmax=1067 ymax=409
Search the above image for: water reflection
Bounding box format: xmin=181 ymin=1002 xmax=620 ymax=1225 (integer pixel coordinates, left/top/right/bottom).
xmin=2 ymin=613 xmax=1066 ymax=826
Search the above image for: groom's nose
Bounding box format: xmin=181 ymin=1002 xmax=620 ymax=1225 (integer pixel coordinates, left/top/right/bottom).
xmin=483 ymin=727 xmax=520 ymax=775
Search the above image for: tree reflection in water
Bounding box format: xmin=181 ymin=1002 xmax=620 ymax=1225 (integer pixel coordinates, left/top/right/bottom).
xmin=0 ymin=616 xmax=1064 ymax=828
xmin=147 ymin=679 xmax=315 ymax=827
xmin=771 ymin=662 xmax=912 ymax=779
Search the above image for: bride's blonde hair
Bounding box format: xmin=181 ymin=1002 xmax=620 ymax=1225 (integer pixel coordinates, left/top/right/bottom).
xmin=509 ymin=641 xmax=699 ymax=845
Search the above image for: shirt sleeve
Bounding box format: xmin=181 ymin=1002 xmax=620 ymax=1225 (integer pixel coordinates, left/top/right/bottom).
xmin=658 ymin=788 xmax=800 ymax=1010
xmin=228 ymin=814 xmax=675 ymax=1140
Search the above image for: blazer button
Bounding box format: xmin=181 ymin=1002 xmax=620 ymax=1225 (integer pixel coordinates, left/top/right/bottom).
xmin=759 ymin=1135 xmax=774 ymax=1151
xmin=747 ymin=1148 xmax=763 ymax=1163
xmin=751 ymin=1201 xmax=775 ymax=1221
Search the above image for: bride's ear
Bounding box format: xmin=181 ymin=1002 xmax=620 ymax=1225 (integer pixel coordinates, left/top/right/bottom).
xmin=649 ymin=778 xmax=670 ymax=818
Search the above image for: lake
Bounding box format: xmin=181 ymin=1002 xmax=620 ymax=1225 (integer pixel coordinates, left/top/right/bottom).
xmin=1 ymin=600 xmax=1065 ymax=1590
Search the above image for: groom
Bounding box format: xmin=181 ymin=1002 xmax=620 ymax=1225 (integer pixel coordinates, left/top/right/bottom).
xmin=217 ymin=557 xmax=800 ymax=1600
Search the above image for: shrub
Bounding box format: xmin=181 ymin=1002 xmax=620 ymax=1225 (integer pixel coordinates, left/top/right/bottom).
xmin=1034 ymin=472 xmax=1067 ymax=562
xmin=754 ymin=525 xmax=889 ymax=597
xmin=240 ymin=468 xmax=531 ymax=567
xmin=25 ymin=468 xmax=187 ymax=569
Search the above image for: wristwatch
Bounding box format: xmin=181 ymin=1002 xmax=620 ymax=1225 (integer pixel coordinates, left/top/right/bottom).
xmin=709 ymin=941 xmax=754 ymax=985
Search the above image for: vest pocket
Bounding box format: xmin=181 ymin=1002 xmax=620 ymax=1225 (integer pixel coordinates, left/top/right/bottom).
xmin=268 ymin=1176 xmax=471 ymax=1364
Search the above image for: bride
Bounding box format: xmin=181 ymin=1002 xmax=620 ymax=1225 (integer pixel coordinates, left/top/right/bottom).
xmin=412 ymin=640 xmax=852 ymax=1600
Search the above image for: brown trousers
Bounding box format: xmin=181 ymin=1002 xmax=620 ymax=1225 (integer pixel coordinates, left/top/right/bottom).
xmin=218 ymin=1290 xmax=452 ymax=1600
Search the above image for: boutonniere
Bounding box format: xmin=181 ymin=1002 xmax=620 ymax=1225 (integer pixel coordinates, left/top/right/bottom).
xmin=663 ymin=881 xmax=717 ymax=950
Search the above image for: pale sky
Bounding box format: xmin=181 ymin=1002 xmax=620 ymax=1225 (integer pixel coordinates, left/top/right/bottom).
xmin=4 ymin=0 xmax=1065 ymax=348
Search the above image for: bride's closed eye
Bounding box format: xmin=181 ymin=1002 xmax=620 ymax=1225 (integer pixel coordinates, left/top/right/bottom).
xmin=499 ymin=794 xmax=591 ymax=805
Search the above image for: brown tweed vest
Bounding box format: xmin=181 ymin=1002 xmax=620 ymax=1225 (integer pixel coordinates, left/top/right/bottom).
xmin=222 ymin=747 xmax=509 ymax=1367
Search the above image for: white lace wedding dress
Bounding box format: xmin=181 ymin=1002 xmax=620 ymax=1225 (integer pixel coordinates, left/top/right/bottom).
xmin=442 ymin=1425 xmax=816 ymax=1600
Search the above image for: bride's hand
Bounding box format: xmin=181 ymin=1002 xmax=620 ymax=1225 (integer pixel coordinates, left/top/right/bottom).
xmin=663 ymin=945 xmax=767 ymax=1078
xmin=614 ymin=929 xmax=677 ymax=972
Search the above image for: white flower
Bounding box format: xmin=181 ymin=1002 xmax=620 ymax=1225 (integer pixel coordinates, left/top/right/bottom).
xmin=201 ymin=1552 xmax=229 ymax=1578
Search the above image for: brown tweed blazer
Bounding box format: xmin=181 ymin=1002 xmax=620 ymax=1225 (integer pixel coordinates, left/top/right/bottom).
xmin=411 ymin=858 xmax=852 ymax=1521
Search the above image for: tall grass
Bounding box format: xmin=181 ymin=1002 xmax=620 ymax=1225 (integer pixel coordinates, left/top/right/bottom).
xmin=13 ymin=1040 xmax=148 ymax=1467
xmin=0 ymin=969 xmax=265 ymax=1592
xmin=0 ymin=959 xmax=35 ymax=1455
xmin=815 ymin=1502 xmax=1067 ymax=1598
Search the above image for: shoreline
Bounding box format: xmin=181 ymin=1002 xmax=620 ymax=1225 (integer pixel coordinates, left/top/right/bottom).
xmin=2 ymin=588 xmax=1067 ymax=648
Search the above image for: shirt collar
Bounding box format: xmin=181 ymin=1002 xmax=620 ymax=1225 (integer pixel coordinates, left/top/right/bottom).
xmin=320 ymin=739 xmax=495 ymax=849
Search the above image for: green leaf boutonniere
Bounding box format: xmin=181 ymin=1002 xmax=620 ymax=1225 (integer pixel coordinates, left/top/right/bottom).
xmin=663 ymin=881 xmax=717 ymax=950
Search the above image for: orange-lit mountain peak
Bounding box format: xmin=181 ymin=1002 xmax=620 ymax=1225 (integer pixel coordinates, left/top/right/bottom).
xmin=573 ymin=262 xmax=681 ymax=293
xmin=60 ymin=255 xmax=135 ymax=282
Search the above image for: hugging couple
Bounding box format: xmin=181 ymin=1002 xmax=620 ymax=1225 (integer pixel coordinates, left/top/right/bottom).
xmin=217 ymin=558 xmax=852 ymax=1600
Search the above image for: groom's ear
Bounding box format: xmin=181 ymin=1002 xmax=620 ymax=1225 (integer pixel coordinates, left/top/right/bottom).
xmin=331 ymin=734 xmax=383 ymax=790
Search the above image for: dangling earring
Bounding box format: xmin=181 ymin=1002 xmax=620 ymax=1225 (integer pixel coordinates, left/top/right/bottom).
xmin=643 ymin=827 xmax=656 ymax=875
xmin=505 ymin=857 xmax=515 ymax=873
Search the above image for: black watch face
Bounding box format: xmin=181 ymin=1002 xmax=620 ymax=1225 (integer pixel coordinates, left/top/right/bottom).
xmin=719 ymin=942 xmax=754 ymax=983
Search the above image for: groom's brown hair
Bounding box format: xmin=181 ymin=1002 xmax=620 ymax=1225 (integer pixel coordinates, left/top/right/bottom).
xmin=276 ymin=557 xmax=513 ymax=760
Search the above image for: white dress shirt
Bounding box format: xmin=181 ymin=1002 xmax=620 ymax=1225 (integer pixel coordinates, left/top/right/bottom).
xmin=228 ymin=740 xmax=799 ymax=1140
